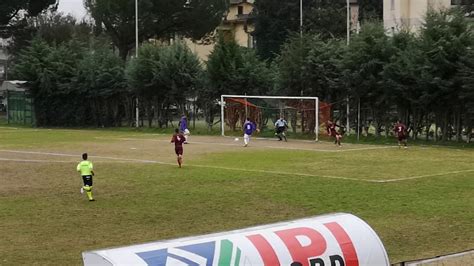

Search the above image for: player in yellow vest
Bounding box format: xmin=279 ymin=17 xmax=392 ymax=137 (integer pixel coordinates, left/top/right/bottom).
xmin=77 ymin=153 xmax=95 ymax=201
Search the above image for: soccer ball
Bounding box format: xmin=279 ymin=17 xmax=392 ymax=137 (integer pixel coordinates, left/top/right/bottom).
xmin=234 ymin=138 xmax=239 ymax=141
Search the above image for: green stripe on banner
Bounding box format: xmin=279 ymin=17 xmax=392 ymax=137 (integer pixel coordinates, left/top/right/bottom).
xmin=218 ymin=240 xmax=233 ymax=265
xmin=234 ymin=248 xmax=241 ymax=266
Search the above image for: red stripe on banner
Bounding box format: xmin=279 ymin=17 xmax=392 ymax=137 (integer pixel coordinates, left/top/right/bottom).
xmin=247 ymin=234 xmax=280 ymax=266
xmin=275 ymin=227 xmax=327 ymax=266
xmin=324 ymin=222 xmax=359 ymax=266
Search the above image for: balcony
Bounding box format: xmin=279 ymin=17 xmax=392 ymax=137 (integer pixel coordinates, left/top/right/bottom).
xmin=229 ymin=0 xmax=248 ymax=5
xmin=236 ymin=13 xmax=255 ymax=20
xmin=230 ymin=0 xmax=251 ymax=4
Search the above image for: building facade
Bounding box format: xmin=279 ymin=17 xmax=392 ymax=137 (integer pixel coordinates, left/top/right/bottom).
xmin=383 ymin=0 xmax=461 ymax=33
xmin=185 ymin=0 xmax=255 ymax=61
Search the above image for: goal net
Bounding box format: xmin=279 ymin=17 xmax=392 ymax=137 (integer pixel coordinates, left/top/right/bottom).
xmin=220 ymin=95 xmax=331 ymax=141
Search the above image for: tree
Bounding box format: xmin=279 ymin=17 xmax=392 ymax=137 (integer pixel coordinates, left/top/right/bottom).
xmin=154 ymin=41 xmax=203 ymax=126
xmin=126 ymin=43 xmax=163 ymax=126
xmin=0 ymin=0 xmax=56 ymax=26
xmin=7 ymin=12 xmax=95 ymax=57
xmin=343 ymin=22 xmax=396 ymax=137
xmin=304 ymin=35 xmax=346 ymax=103
xmin=275 ymin=33 xmax=313 ymax=97
xmin=13 ymin=38 xmax=85 ymax=126
xmin=202 ymin=37 xmax=272 ymax=129
xmin=304 ymin=1 xmax=346 ymax=39
xmin=85 ymin=0 xmax=227 ymax=60
xmin=418 ymin=8 xmax=474 ymax=141
xmin=238 ymin=48 xmax=274 ymax=96
xmin=253 ymin=0 xmax=298 ymax=60
xmin=13 ymin=35 xmax=128 ymax=127
xmin=277 ymin=32 xmax=346 ymax=100
xmin=0 ymin=0 xmax=56 ymax=49
xmin=456 ymin=48 xmax=474 ymax=142
xmin=126 ymin=41 xmax=203 ymax=127
xmin=384 ymin=30 xmax=429 ymax=139
xmin=73 ymin=48 xmax=127 ymax=127
xmin=384 ymin=9 xmax=473 ymax=142
xmin=253 ymin=0 xmax=347 ymax=60
xmin=206 ymin=37 xmax=245 ymax=96
xmin=358 ymin=0 xmax=383 ymax=21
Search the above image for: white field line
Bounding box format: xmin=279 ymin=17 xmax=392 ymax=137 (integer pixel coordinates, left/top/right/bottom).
xmin=0 ymin=149 xmax=367 ymax=182
xmin=262 ymin=145 xmax=397 ymax=153
xmin=94 ymin=137 xmax=397 ymax=153
xmin=0 ymin=158 xmax=73 ymax=163
xmin=0 ymin=150 xmax=164 ymax=164
xmin=375 ymin=169 xmax=474 ymax=183
xmin=1 ymin=150 xmax=472 ymax=183
xmin=0 ymin=155 xmax=366 ymax=182
xmin=0 ymin=158 xmax=140 ymax=164
xmin=0 ymin=128 xmax=41 ymax=132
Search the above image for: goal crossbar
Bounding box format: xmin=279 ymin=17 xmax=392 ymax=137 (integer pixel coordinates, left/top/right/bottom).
xmin=220 ymin=95 xmax=320 ymax=141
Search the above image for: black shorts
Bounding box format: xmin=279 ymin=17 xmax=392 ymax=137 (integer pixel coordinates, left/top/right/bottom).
xmin=398 ymin=135 xmax=407 ymax=141
xmin=276 ymin=126 xmax=286 ymax=134
xmin=175 ymin=147 xmax=183 ymax=155
xmin=82 ymin=175 xmax=93 ymax=187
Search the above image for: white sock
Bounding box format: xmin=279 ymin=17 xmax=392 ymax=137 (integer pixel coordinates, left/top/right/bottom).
xmin=244 ymin=135 xmax=249 ymax=145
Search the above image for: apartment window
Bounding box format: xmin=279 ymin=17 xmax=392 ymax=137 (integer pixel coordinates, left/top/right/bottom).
xmin=238 ymin=6 xmax=244 ymax=15
xmin=391 ymin=0 xmax=395 ymax=10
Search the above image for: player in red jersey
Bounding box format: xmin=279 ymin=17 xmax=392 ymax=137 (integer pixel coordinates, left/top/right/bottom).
xmin=171 ymin=128 xmax=186 ymax=167
xmin=326 ymin=120 xmax=343 ymax=146
xmin=393 ymin=120 xmax=408 ymax=148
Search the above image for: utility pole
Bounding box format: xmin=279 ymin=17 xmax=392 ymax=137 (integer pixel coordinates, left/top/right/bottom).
xmin=300 ymin=0 xmax=303 ymax=37
xmin=135 ymin=0 xmax=139 ymax=128
xmin=346 ymin=0 xmax=351 ymax=134
xmin=346 ymin=0 xmax=350 ymax=46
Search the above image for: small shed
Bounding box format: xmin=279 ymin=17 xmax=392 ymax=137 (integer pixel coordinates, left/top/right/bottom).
xmin=0 ymin=80 xmax=35 ymax=125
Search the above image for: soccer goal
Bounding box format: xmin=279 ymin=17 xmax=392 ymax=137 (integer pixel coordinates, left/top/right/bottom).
xmin=220 ymin=95 xmax=331 ymax=141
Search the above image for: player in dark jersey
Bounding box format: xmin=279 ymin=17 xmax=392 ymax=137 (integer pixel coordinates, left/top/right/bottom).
xmin=326 ymin=120 xmax=343 ymax=146
xmin=393 ymin=120 xmax=408 ymax=148
xmin=171 ymin=128 xmax=186 ymax=167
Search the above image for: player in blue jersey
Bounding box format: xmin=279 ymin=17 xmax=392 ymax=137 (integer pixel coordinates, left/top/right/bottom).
xmin=243 ymin=118 xmax=259 ymax=147
xmin=178 ymin=114 xmax=190 ymax=144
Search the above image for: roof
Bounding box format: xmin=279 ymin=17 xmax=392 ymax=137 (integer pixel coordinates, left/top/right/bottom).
xmin=0 ymin=80 xmax=27 ymax=92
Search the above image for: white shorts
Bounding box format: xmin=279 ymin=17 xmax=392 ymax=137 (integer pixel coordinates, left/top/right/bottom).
xmin=184 ymin=129 xmax=190 ymax=135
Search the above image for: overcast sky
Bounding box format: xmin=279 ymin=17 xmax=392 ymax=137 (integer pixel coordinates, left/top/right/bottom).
xmin=57 ymin=0 xmax=87 ymax=19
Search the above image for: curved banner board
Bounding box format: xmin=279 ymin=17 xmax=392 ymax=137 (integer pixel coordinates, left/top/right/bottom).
xmin=83 ymin=213 xmax=389 ymax=266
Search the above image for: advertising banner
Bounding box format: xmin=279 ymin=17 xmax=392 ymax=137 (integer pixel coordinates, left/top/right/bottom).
xmin=83 ymin=213 xmax=389 ymax=266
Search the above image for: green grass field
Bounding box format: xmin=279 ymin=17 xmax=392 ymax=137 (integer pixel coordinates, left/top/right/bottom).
xmin=0 ymin=126 xmax=473 ymax=265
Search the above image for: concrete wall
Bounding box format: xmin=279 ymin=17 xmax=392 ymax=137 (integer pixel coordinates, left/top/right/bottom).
xmin=184 ymin=39 xmax=215 ymax=62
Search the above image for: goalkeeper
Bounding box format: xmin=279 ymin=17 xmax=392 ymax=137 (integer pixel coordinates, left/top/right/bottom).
xmin=77 ymin=153 xmax=95 ymax=201
xmin=274 ymin=117 xmax=288 ymax=142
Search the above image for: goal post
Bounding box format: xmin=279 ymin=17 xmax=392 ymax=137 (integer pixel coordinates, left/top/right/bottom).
xmin=220 ymin=95 xmax=322 ymax=141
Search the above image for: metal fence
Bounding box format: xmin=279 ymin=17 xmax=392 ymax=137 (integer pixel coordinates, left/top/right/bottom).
xmin=7 ymin=90 xmax=35 ymax=126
